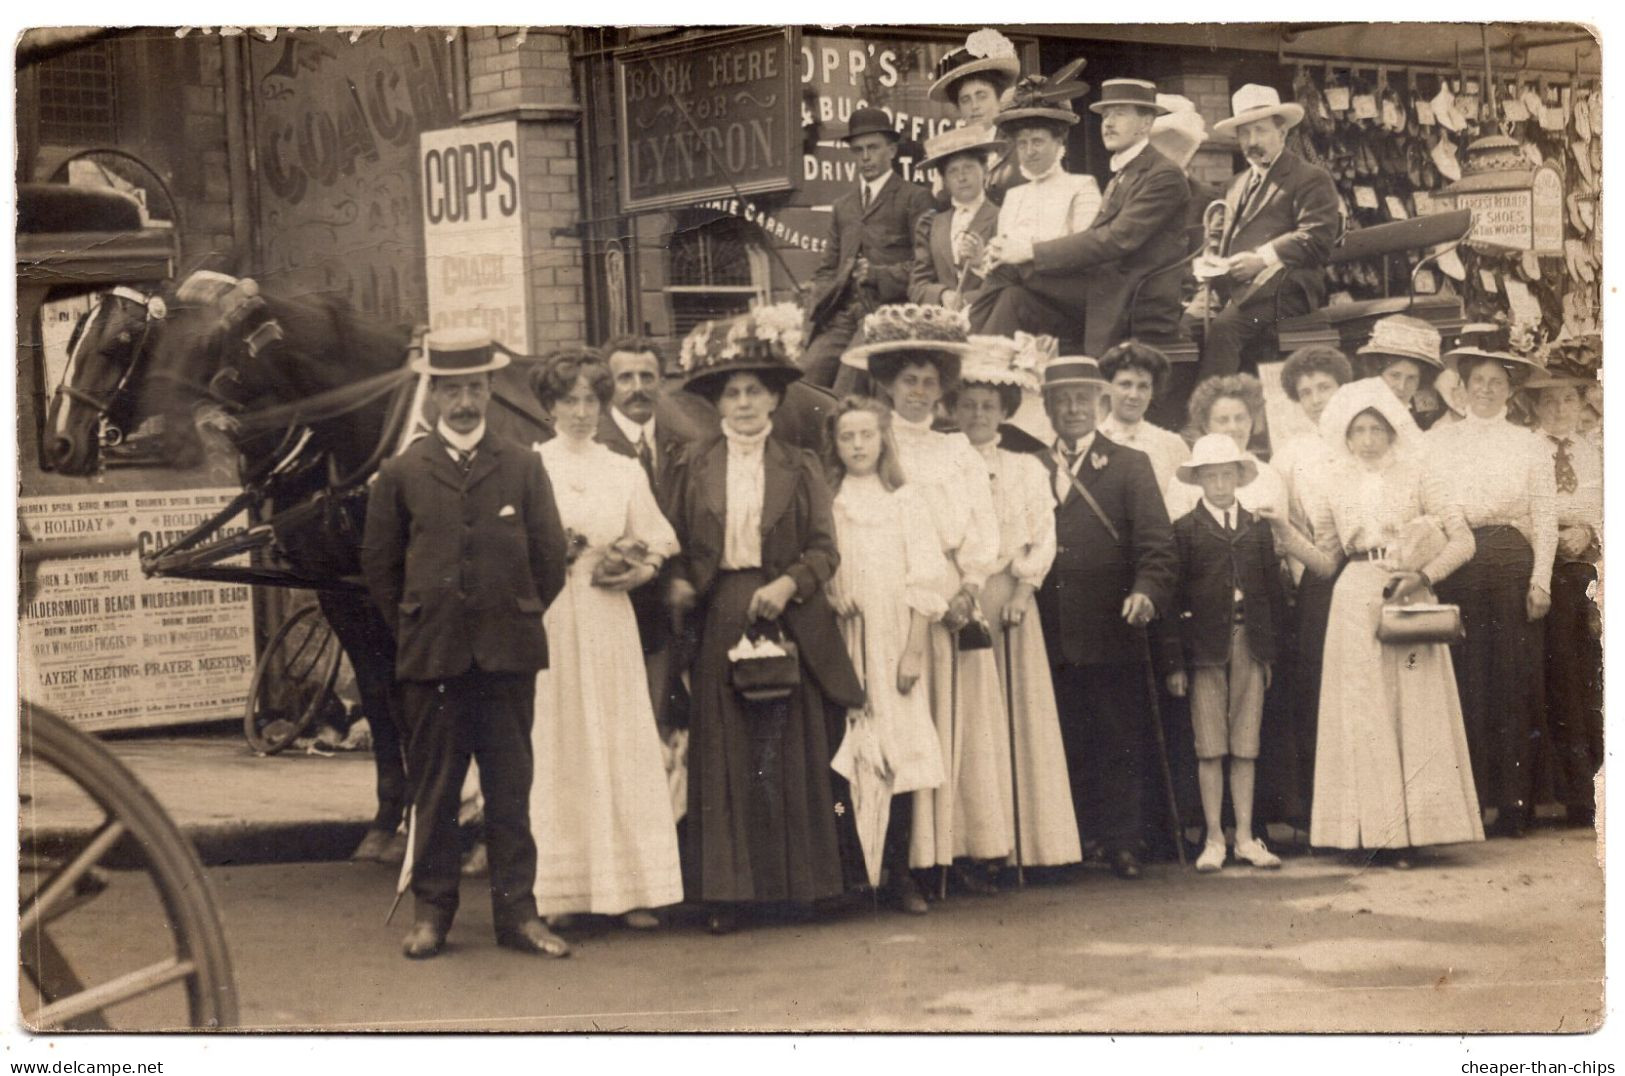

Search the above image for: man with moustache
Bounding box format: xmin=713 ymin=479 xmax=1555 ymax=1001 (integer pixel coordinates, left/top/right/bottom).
xmin=974 ymin=79 xmax=1191 ymax=359
xmin=1199 ymin=84 xmax=1342 ymax=379
xmin=800 ymin=106 xmax=935 ymax=389
xmin=594 ymin=335 xmax=691 ymax=726
xmin=362 ymin=328 xmax=570 ymax=960
xmin=1034 ymin=356 xmax=1176 ymax=880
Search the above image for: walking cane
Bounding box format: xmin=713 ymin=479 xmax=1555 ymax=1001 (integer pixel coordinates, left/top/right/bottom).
xmin=1139 ymin=628 xmax=1188 ymax=867
xmin=942 ymin=631 xmax=960 ymax=902
xmin=857 ymin=613 xmax=880 ymax=919
xmin=1002 ymin=622 xmax=1025 ymax=888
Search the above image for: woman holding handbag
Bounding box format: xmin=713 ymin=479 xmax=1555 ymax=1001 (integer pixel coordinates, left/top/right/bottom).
xmin=666 ymin=307 xmax=863 ymax=935
xmin=1261 ymin=378 xmax=1483 ymax=865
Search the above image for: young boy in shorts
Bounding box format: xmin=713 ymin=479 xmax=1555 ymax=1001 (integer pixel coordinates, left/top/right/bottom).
xmin=1163 ymin=434 xmax=1286 ymax=872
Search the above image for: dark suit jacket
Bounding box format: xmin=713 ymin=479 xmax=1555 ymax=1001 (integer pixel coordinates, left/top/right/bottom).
xmin=1218 ymin=149 xmax=1342 ymax=311
xmin=1027 ymin=145 xmax=1192 ymax=356
xmin=595 ymin=406 xmax=689 ymax=655
xmin=1163 ymin=503 xmax=1286 ymax=669
xmin=806 ymin=173 xmax=935 ymax=333
xmin=908 ymin=200 xmax=1000 ymax=306
xmin=1037 ymin=434 xmax=1177 ymax=667
xmin=361 ymin=432 xmax=568 ymax=681
xmin=667 ymin=435 xmax=862 ymax=710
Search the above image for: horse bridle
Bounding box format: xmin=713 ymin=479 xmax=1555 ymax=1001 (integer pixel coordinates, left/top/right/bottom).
xmin=56 ymin=286 xmax=163 ymax=423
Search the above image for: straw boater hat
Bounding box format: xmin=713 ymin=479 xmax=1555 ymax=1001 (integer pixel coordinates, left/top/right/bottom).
xmin=1176 ymin=433 xmax=1259 ymax=487
xmin=918 ymin=125 xmax=1007 ymax=172
xmin=1149 ymin=94 xmax=1209 ymax=169
xmin=928 ymin=28 xmax=1022 ymax=105
xmin=1357 ymin=314 xmax=1444 ymax=370
xmin=678 ymin=302 xmax=806 ymax=399
xmin=842 ymin=106 xmax=901 ymax=143
xmin=841 ymin=304 xmax=977 ymax=385
xmin=1039 ymin=354 xmax=1110 ymax=392
xmin=412 ymin=327 xmax=510 ymax=376
xmin=1212 ymin=84 xmax=1306 ymax=138
xmin=1088 ymin=78 xmax=1169 ymax=116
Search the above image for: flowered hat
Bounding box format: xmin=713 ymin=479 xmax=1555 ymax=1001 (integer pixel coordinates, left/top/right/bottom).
xmin=1176 ymin=433 xmax=1259 ymax=487
xmin=928 ymin=28 xmax=1022 ymax=105
xmin=1441 ymin=321 xmax=1540 ymax=383
xmin=959 ymin=333 xmax=1050 ymax=396
xmin=678 ymin=301 xmax=806 ymax=398
xmin=840 ymin=304 xmax=977 ymax=385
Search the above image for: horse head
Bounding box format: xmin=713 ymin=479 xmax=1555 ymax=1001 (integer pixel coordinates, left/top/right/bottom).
xmin=43 ymin=286 xmax=169 ymax=475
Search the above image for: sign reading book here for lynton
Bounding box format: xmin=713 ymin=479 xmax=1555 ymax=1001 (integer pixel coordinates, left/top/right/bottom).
xmin=615 ymin=27 xmax=801 ymax=212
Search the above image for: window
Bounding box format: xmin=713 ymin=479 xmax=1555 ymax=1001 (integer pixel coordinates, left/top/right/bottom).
xmin=664 ymin=214 xmax=771 ymax=339
xmin=36 ymin=41 xmax=118 ymax=144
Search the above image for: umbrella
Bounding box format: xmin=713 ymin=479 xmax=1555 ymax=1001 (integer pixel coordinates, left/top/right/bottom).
xmin=661 ymin=726 xmax=689 ymax=823
xmin=829 ymin=615 xmax=894 ymax=889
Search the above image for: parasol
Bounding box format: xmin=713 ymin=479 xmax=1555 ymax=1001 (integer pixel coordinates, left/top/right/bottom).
xmin=828 ymin=615 xmax=895 ymax=889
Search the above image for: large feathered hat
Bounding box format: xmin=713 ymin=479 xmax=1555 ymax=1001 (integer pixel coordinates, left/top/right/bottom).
xmin=994 ymin=58 xmax=1091 ymax=129
xmin=928 ymin=28 xmax=1022 ymax=105
xmin=678 ymin=302 xmax=806 ymax=398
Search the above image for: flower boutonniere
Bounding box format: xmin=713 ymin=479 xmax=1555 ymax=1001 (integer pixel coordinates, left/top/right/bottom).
xmin=1088 ymin=451 xmax=1109 ymax=472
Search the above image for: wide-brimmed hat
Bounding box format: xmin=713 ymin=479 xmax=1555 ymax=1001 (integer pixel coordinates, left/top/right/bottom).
xmin=842 ymin=304 xmax=975 ymax=385
xmin=843 ymin=107 xmax=901 ymax=143
xmin=919 ymin=124 xmax=1007 ymax=172
xmin=958 ymin=334 xmax=1045 ymax=396
xmin=678 ymin=302 xmax=806 ymax=398
xmin=928 ymin=28 xmax=1022 ymax=105
xmin=1039 ymin=355 xmax=1109 ymax=392
xmin=1176 ymin=433 xmax=1259 ymax=487
xmin=1213 ymin=84 xmax=1305 ymax=138
xmin=412 ymin=327 xmax=510 ymax=376
xmin=1149 ymin=94 xmax=1209 ymax=169
xmin=1443 ymin=346 xmax=1542 ymax=383
xmin=994 ymin=62 xmax=1090 ymax=129
xmin=1357 ymin=314 xmax=1443 ymax=369
xmin=1088 ymin=78 xmax=1168 ymax=116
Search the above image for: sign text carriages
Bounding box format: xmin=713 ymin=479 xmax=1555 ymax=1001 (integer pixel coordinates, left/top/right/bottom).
xmin=617 ymin=28 xmax=801 ymax=212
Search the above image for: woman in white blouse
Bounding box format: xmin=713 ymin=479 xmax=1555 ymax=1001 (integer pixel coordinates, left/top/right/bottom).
xmin=1096 ymin=341 xmax=1192 ymax=507
xmin=950 ymin=345 xmax=1083 ymax=873
xmin=1164 ymin=374 xmax=1287 ymax=524
xmin=1264 ymin=379 xmax=1483 ymax=864
xmin=1426 ymin=346 xmax=1557 ymax=838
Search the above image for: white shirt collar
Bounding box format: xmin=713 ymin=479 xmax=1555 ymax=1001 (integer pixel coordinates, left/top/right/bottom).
xmin=1020 ymin=158 xmax=1064 ymax=184
xmin=437 ymin=419 xmax=485 ymax=455
xmin=891 ymin=411 xmax=936 ymax=435
xmin=1463 ymin=407 xmax=1511 ymax=429
xmin=1201 ymin=497 xmax=1239 ymax=527
xmin=951 ymin=193 xmax=987 ymax=216
xmin=1110 ymin=138 xmax=1150 ymax=173
xmin=1099 ymin=413 xmax=1141 ymax=441
xmin=609 ymin=404 xmax=656 ymax=449
xmin=1054 ymin=432 xmax=1095 ymax=467
xmin=1250 ymin=152 xmax=1283 ymax=180
xmin=862 ymin=170 xmax=893 ymax=201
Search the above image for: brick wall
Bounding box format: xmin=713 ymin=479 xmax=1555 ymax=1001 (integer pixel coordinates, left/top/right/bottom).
xmin=1164 ymin=71 xmax=1239 ymax=191
xmin=464 ymin=27 xmax=587 ymax=348
xmin=181 ymin=39 xmax=235 ymax=269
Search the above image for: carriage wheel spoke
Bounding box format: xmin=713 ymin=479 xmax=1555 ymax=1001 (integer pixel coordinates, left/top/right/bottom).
xmin=19 ymin=818 xmax=126 ymax=934
xmin=29 ymin=957 xmax=195 ymax=1030
xmin=19 ymin=925 xmax=111 ymax=1030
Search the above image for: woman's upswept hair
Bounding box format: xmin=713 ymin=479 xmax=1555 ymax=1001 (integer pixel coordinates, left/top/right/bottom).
xmin=1186 ymin=372 xmax=1265 ymax=441
xmin=1280 ymin=345 xmax=1354 ymax=401
xmin=824 ymin=395 xmax=907 ymax=493
xmin=532 ymin=347 xmax=612 ymax=410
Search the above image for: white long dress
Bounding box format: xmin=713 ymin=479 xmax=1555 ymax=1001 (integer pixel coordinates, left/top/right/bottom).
xmin=889 ymin=412 xmax=1013 ymax=867
xmin=1283 ymin=453 xmax=1485 ymax=850
xmin=972 ymin=437 xmax=1083 ymax=867
xmin=828 ymin=477 xmax=948 ymax=795
xmin=529 ymin=437 xmax=684 ymax=915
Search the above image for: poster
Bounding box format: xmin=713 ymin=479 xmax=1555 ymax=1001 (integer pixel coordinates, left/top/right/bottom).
xmin=421 ymin=119 xmax=532 ymax=350
xmin=19 ymin=489 xmax=257 ymax=732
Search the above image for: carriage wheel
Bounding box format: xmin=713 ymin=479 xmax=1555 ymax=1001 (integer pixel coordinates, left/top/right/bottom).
xmin=242 ymin=603 xmax=342 ymax=755
xmin=19 ymin=705 xmax=238 ymax=1030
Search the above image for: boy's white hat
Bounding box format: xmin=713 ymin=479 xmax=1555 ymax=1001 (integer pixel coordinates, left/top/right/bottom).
xmin=1176 ymin=433 xmax=1259 ymax=486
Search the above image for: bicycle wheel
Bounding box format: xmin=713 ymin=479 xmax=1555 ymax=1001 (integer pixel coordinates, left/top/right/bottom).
xmin=19 ymin=706 xmax=238 ymax=1030
xmin=243 ymin=602 xmax=342 ymax=755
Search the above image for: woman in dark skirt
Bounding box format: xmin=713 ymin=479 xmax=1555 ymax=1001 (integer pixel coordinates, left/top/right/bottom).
xmin=1425 ymin=341 xmax=1556 ymax=837
xmin=667 ymin=308 xmax=864 ymax=934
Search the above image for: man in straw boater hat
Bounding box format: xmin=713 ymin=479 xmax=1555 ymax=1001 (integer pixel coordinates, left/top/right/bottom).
xmin=926 ymin=27 xmax=1024 ymax=203
xmin=973 ymin=78 xmax=1192 ymax=361
xmin=1034 ymin=353 xmax=1177 ymax=880
xmin=1199 ymin=83 xmax=1341 ymax=381
xmin=361 ymin=327 xmax=571 ymax=960
xmin=800 ymin=105 xmax=935 ymax=390
xmin=907 ymin=125 xmax=1005 ymax=312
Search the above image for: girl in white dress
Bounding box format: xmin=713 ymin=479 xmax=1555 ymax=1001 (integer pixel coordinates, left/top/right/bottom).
xmin=824 ymin=397 xmax=949 ymax=914
xmin=528 ymin=352 xmax=684 ymax=927
xmin=1262 ymin=378 xmax=1483 ymax=863
xmin=950 ymin=352 xmax=1083 ymax=870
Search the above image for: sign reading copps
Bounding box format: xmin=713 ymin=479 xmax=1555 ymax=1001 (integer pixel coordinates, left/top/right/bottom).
xmin=616 ymin=27 xmax=800 ymax=212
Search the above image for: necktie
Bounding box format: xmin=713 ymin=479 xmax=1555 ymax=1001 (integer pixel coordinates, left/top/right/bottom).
xmin=1551 ymin=436 xmax=1578 ymax=494
xmin=455 ymin=448 xmax=474 ymax=476
xmin=861 ymin=183 xmax=871 ymax=211
xmin=636 ymin=432 xmax=655 ymax=483
xmin=1241 ymin=169 xmax=1265 ymax=216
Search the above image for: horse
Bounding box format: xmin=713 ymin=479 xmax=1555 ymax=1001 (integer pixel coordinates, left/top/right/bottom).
xmin=59 ymin=269 xmax=838 ymax=861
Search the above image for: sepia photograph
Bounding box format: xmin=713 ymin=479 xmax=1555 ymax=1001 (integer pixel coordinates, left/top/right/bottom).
xmin=9 ymin=7 xmax=1611 ymax=1055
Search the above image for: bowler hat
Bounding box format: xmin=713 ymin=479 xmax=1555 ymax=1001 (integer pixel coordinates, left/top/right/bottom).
xmin=412 ymin=327 xmax=510 ymax=376
xmin=843 ymin=107 xmax=901 ymax=143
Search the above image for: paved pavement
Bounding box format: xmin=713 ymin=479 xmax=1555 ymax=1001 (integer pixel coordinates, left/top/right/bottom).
xmin=32 ymin=821 xmax=1605 ymax=1033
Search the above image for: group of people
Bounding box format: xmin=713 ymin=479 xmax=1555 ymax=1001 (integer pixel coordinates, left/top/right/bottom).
xmin=355 ymin=32 xmax=1600 ymax=962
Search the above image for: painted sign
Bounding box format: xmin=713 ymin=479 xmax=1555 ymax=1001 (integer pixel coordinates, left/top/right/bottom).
xmin=1452 ymin=163 xmax=1566 ymax=255
xmin=421 ymin=120 xmax=532 ymax=350
xmin=249 ymin=29 xmax=457 ymax=325
xmin=19 ymin=490 xmax=256 ymax=732
xmin=616 ymin=27 xmax=801 ymax=212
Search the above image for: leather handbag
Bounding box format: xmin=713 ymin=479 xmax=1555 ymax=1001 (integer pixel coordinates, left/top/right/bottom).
xmin=1375 ymin=603 xmax=1465 ymax=645
xmin=728 ymin=620 xmax=801 ymax=703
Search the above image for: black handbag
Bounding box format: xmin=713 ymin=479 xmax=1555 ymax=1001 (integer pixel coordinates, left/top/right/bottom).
xmin=728 ymin=620 xmax=801 ymax=703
